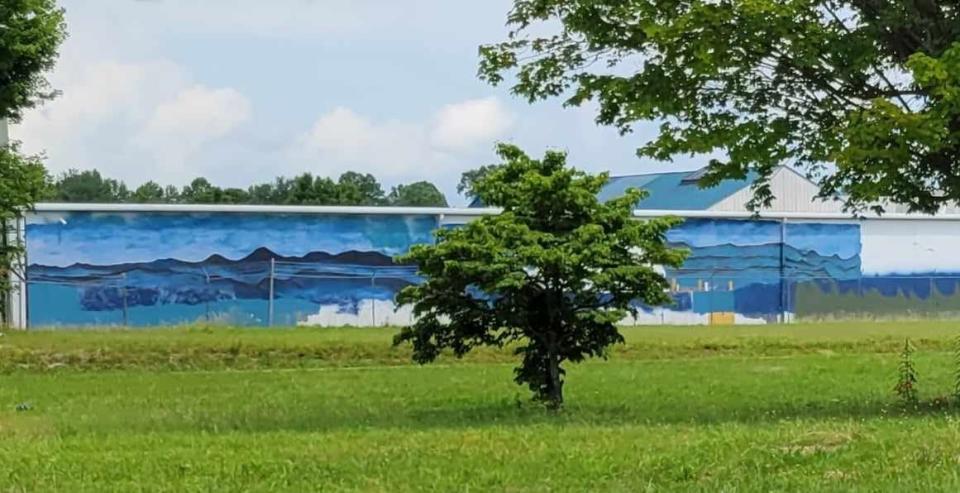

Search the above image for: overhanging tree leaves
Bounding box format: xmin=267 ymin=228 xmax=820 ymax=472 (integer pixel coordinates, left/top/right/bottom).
xmin=479 ymin=0 xmax=960 ymax=213
xmin=0 ymin=0 xmax=67 ymax=121
xmin=395 ymin=144 xmax=686 ymax=408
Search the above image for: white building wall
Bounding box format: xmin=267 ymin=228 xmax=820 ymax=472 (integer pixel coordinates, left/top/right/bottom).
xmin=708 ymin=167 xmax=846 ymax=213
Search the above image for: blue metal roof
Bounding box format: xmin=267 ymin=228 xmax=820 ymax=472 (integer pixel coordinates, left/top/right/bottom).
xmin=468 ymin=168 xmax=757 ymax=210
xmin=599 ymin=170 xmax=757 ymax=210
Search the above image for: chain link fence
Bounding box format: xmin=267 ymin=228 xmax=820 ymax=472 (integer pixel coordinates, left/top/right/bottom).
xmin=25 ymin=268 xmax=960 ymax=326
xmin=25 ymin=259 xmax=416 ymax=327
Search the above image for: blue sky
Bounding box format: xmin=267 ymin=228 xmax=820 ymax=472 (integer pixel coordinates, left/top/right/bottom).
xmin=13 ymin=0 xmax=703 ymax=205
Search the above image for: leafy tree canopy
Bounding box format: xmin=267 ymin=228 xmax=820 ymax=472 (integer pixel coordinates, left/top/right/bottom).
xmin=51 ymin=169 xmax=129 ymax=203
xmin=396 ymin=144 xmax=686 ymax=408
xmin=457 ymin=164 xmax=501 ymax=201
xmin=0 ymin=0 xmax=67 ymax=121
xmin=45 ymin=170 xmax=450 ymax=207
xmin=336 ymin=171 xmax=386 ymax=206
xmin=480 ymin=0 xmax=960 ymax=213
xmin=132 ymin=181 xmax=164 ymax=203
xmin=388 ymin=181 xmax=449 ymax=207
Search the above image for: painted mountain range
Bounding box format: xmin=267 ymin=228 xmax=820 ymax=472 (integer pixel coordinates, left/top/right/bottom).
xmin=28 ymin=247 xmax=419 ymax=313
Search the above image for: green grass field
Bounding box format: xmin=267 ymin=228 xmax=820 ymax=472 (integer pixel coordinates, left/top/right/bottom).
xmin=3 ymin=322 xmax=960 ymax=491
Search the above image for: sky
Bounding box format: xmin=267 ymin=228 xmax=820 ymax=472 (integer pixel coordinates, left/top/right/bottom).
xmin=12 ymin=0 xmax=704 ymax=205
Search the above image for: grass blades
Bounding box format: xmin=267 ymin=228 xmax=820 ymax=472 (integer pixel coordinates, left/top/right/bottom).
xmin=2 ymin=322 xmax=960 ymax=491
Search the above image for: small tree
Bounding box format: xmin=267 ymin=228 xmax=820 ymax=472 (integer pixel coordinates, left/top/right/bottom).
xmin=895 ymin=338 xmax=919 ymax=406
xmin=396 ymin=144 xmax=686 ymax=408
xmin=0 ymin=146 xmax=48 ymax=323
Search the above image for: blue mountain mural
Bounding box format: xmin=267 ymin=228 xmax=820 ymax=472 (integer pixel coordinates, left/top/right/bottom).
xmin=29 ymin=247 xmax=418 ymax=314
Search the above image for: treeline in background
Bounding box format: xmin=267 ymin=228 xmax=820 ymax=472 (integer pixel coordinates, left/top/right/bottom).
xmin=43 ymin=170 xmax=449 ymax=207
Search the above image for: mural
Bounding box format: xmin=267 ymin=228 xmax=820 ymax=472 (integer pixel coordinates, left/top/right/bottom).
xmin=645 ymin=219 xmax=863 ymax=323
xmin=26 ymin=212 xmax=435 ymax=326
xmin=791 ymin=220 xmax=960 ymax=319
xmin=23 ymin=211 xmax=960 ymax=327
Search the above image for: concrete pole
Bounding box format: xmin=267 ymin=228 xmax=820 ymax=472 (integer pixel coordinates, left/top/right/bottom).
xmin=2 ymin=119 xmax=29 ymax=329
xmin=1 ymin=118 xmax=10 ymax=328
xmin=0 ymin=118 xmax=8 ymax=148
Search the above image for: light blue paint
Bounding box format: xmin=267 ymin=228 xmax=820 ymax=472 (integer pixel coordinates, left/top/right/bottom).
xmin=598 ymin=170 xmax=759 ymax=210
xmin=26 ymin=212 xmax=436 ymax=327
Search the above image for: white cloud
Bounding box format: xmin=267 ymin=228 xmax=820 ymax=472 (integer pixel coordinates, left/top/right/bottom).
xmin=431 ymin=97 xmax=514 ymax=152
xmin=142 ymin=86 xmax=250 ymax=141
xmin=292 ymin=98 xmax=514 ymax=179
xmin=135 ymin=85 xmax=252 ymax=178
xmin=15 ymin=60 xmax=188 ymax=149
xmin=14 ymin=59 xmax=251 ymax=185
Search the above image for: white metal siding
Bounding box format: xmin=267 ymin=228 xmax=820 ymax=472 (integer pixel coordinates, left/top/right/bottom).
xmin=708 ymin=168 xmax=846 ymax=213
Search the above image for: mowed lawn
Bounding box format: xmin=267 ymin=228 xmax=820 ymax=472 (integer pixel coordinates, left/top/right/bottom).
xmin=3 ymin=323 xmax=960 ymax=491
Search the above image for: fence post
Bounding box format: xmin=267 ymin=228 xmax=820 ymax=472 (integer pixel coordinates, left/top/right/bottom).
xmin=371 ymin=272 xmax=377 ymax=327
xmin=268 ymin=258 xmax=275 ymax=327
xmin=203 ymin=269 xmax=211 ymax=322
xmin=778 ymin=218 xmax=787 ymax=324
xmin=121 ymin=273 xmax=128 ymax=326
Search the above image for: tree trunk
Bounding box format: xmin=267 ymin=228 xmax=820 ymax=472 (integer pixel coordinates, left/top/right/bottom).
xmin=545 ymin=341 xmax=563 ymax=410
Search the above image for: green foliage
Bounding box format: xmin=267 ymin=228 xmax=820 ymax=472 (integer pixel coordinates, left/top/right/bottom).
xmin=6 ymin=326 xmax=960 ymax=490
xmin=336 ymin=171 xmax=386 ymax=205
xmin=281 ymin=173 xmax=338 ymax=205
xmin=480 ymin=0 xmax=960 ymax=213
xmin=0 ymin=146 xmax=49 ymax=323
xmin=50 ymin=169 xmax=129 ymax=203
xmin=457 ymin=164 xmax=501 ymax=200
xmin=45 ymin=170 xmax=449 ymax=207
xmin=387 ymin=181 xmax=449 ymax=207
xmin=0 ymin=0 xmax=67 ymax=121
xmin=396 ymin=144 xmax=686 ymax=407
xmin=132 ymin=181 xmax=164 ymax=203
xmin=953 ymin=334 xmax=960 ymax=403
xmin=895 ymin=338 xmax=920 ymax=406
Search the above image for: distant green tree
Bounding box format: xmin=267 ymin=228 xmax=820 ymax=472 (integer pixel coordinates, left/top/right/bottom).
xmin=387 ymin=181 xmax=448 ymax=207
xmin=457 ymin=165 xmax=501 ymax=201
xmin=396 ymin=144 xmax=686 ymax=409
xmin=133 ymin=181 xmax=165 ymax=203
xmin=285 ymin=173 xmax=338 ymax=205
xmin=220 ymin=188 xmax=250 ymax=204
xmin=52 ymin=170 xmax=128 ymax=202
xmin=247 ymin=182 xmax=277 ymax=205
xmin=163 ymin=185 xmax=181 ymax=203
xmin=0 ymin=0 xmax=66 ymax=122
xmin=336 ymin=172 xmax=385 ymax=205
xmin=179 ymin=178 xmax=221 ymax=204
xmin=43 ymin=169 xmax=452 ymax=207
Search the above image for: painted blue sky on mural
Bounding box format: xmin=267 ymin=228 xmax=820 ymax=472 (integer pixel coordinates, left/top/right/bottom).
xmin=663 ymin=219 xmax=863 ymax=318
xmin=35 ymin=212 xmax=950 ymax=326
xmin=27 ymin=213 xmax=437 ymax=267
xmin=26 ymin=212 xmax=437 ymax=326
xmin=666 ymin=219 xmax=861 ymax=260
